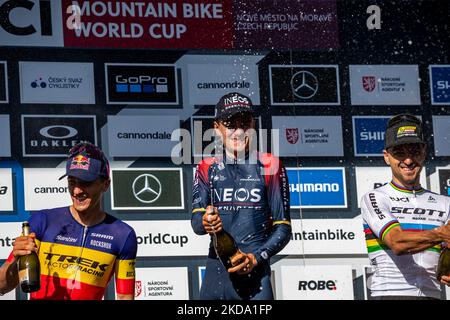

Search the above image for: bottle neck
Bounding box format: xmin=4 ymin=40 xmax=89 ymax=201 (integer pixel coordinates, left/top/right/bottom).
xmin=22 ymin=225 xmax=30 ymax=236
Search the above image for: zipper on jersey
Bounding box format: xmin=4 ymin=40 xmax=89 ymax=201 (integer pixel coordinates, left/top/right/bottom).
xmin=70 ymin=225 xmax=89 ymax=294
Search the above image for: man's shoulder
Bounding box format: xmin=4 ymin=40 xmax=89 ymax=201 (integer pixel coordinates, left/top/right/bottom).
xmin=29 ymin=206 xmax=68 ymax=221
xmin=362 ymin=184 xmax=390 ymax=200
xmin=103 ymin=214 xmax=136 ymax=237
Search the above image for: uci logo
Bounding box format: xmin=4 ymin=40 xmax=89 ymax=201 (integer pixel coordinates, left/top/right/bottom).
xmin=0 ymin=0 xmax=52 ymax=36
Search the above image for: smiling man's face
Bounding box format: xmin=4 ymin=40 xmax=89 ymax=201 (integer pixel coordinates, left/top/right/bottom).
xmin=383 ymin=143 xmax=426 ymax=188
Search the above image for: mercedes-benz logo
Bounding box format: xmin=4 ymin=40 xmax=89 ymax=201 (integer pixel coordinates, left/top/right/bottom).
xmin=132 ymin=174 xmax=162 ymax=204
xmin=290 ymin=71 xmax=319 ymax=99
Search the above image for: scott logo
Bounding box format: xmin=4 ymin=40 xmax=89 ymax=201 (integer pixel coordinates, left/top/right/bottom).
xmin=298 ymin=280 xmax=337 ymax=291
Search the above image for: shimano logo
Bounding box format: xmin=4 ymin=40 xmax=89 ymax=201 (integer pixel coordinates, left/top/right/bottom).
xmin=360 ymin=131 xmax=385 ymax=141
xmin=369 ymin=193 xmax=385 ymax=219
xmin=437 ymin=80 xmax=450 ymax=90
xmin=298 ymin=280 xmax=337 ymax=291
xmin=290 ymin=183 xmax=339 ymax=193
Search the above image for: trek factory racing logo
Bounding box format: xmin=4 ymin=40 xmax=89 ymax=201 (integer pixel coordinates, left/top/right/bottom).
xmin=43 ymin=252 xmax=109 ymax=278
xmin=105 ymin=64 xmax=178 ymax=104
xmin=21 ymin=115 xmax=97 ymax=157
xmin=429 ymin=65 xmax=450 ymax=104
xmin=352 ymin=116 xmax=389 ymax=156
xmin=269 ymin=65 xmax=339 ymax=105
xmin=298 ymin=280 xmax=337 ymax=291
xmin=438 ymin=169 xmax=450 ymax=196
xmin=287 ymin=168 xmax=347 ymax=208
xmin=111 ymin=169 xmax=184 ymax=210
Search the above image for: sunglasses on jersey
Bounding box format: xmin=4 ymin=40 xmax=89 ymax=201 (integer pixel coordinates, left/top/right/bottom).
xmin=219 ymin=113 xmax=254 ymax=130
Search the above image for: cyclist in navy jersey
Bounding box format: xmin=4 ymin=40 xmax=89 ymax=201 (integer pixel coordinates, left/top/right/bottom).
xmin=191 ymin=92 xmax=291 ymax=300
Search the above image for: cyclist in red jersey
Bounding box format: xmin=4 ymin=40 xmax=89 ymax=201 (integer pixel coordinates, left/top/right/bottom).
xmin=0 ymin=142 xmax=137 ymax=300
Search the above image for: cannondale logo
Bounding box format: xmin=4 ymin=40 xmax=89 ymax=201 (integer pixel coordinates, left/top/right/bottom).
xmin=290 ymin=71 xmax=319 ymax=99
xmin=132 ymin=174 xmax=162 ymax=204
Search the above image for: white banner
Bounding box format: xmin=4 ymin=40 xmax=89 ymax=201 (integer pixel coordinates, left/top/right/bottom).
xmin=186 ymin=56 xmax=261 ymax=106
xmin=107 ymin=115 xmax=180 ymax=157
xmin=433 ymin=116 xmax=450 ymax=156
xmin=132 ymin=267 xmax=189 ymax=300
xmin=0 ymin=168 xmax=13 ymax=211
xmin=0 ymin=222 xmax=21 ymax=259
xmin=350 ymin=65 xmax=421 ymax=105
xmin=278 ymin=218 xmax=366 ymax=255
xmin=272 ymin=116 xmax=343 ymax=156
xmin=281 ymin=265 xmax=354 ymax=300
xmin=20 ymin=62 xmax=95 ymax=104
xmin=23 ymin=168 xmax=71 ymax=211
xmin=125 ymin=220 xmax=209 ymax=257
xmin=355 ymin=166 xmax=427 ymax=208
xmin=0 ymin=115 xmax=11 ymax=157
xmin=0 ymin=0 xmax=63 ymax=47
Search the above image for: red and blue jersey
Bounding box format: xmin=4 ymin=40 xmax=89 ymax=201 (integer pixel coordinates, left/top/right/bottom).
xmin=191 ymin=152 xmax=291 ymax=264
xmin=7 ymin=206 xmax=137 ymax=300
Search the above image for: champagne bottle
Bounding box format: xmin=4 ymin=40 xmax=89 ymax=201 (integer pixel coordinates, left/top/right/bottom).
xmin=437 ymin=247 xmax=450 ymax=282
xmin=18 ymin=221 xmax=40 ymax=293
xmin=213 ymin=227 xmax=239 ymax=269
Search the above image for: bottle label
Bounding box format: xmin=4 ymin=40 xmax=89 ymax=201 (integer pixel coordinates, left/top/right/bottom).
xmin=19 ymin=269 xmax=30 ymax=283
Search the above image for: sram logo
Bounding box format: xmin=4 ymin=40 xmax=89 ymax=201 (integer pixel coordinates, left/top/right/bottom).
xmin=298 ymin=280 xmax=337 ymax=291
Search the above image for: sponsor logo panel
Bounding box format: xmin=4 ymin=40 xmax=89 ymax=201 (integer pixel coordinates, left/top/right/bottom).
xmin=438 ymin=168 xmax=450 ymax=196
xmin=269 ymin=65 xmax=340 ymax=105
xmin=19 ymin=62 xmax=95 ymax=104
xmin=349 ymin=65 xmax=421 ymax=105
xmin=433 ymin=116 xmax=450 ymax=156
xmin=62 ymin=0 xmax=233 ymax=49
xmin=287 ymin=168 xmax=347 ymax=208
xmin=21 ymin=115 xmax=97 ymax=157
xmin=23 ymin=168 xmax=71 ymax=211
xmin=0 ymin=61 xmax=8 ymax=102
xmin=111 ymin=168 xmax=184 ymax=210
xmin=272 ymin=116 xmax=343 ymax=157
xmin=105 ymin=64 xmax=178 ymax=105
xmin=352 ymin=116 xmax=390 ymax=156
xmin=132 ymin=267 xmax=189 ymax=300
xmin=187 ymin=59 xmax=260 ymax=106
xmin=0 ymin=0 xmax=63 ymax=47
xmin=0 ymin=115 xmax=11 ymax=157
xmin=355 ymin=166 xmax=427 ymax=208
xmin=278 ymin=218 xmax=366 ymax=255
xmin=429 ymin=65 xmax=450 ymax=104
xmin=125 ymin=220 xmax=209 ymax=257
xmin=0 ymin=222 xmax=20 ymax=259
xmin=280 ymin=265 xmax=354 ymax=300
xmin=107 ymin=115 xmax=179 ymax=157
xmin=0 ymin=168 xmax=14 ymax=211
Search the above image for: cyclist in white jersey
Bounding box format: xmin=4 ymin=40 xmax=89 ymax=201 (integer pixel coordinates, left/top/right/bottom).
xmin=361 ymin=114 xmax=450 ymax=300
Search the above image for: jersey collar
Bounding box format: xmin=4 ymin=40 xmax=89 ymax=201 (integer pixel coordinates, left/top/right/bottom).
xmin=389 ymin=180 xmax=425 ymax=194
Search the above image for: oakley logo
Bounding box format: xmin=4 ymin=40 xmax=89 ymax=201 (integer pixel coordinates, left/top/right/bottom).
xmin=132 ymin=174 xmax=162 ymax=204
xmin=39 ymin=125 xmax=78 ymax=139
xmin=290 ymin=71 xmax=318 ymax=99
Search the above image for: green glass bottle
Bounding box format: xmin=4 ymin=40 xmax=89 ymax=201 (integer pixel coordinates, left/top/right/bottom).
xmin=437 ymin=247 xmax=450 ymax=282
xmin=212 ymin=227 xmax=239 ymax=269
xmin=18 ymin=221 xmax=40 ymax=293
